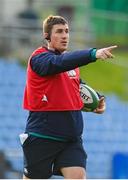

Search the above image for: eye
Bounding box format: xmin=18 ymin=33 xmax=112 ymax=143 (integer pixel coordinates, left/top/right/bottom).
xmin=65 ymin=29 xmax=69 ymax=33
xmin=56 ymin=29 xmax=63 ymax=33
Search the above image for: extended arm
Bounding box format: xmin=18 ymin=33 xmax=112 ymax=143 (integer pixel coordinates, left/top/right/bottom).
xmin=30 ymin=49 xmax=96 ymax=76
xmin=31 ymin=45 xmax=117 ymax=76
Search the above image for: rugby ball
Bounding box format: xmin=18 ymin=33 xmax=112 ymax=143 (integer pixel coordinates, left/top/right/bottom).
xmin=80 ymin=83 xmax=99 ymax=112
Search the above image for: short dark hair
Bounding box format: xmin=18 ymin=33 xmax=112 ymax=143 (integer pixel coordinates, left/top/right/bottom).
xmin=43 ymin=15 xmax=68 ymax=40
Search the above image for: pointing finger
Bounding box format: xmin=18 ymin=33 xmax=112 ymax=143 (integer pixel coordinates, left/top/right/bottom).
xmin=105 ymin=45 xmax=118 ymax=51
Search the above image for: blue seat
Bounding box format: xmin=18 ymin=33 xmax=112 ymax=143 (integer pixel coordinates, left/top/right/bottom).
xmin=112 ymin=153 xmax=128 ymax=179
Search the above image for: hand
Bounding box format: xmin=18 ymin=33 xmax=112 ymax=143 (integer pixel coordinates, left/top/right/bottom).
xmin=96 ymin=45 xmax=117 ymax=60
xmin=93 ymin=97 xmax=106 ymax=114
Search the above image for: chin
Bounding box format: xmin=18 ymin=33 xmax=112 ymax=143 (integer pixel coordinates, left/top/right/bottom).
xmin=59 ymin=47 xmax=67 ymax=53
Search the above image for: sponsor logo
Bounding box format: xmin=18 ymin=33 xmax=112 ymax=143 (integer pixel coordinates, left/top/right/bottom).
xmin=42 ymin=94 xmax=48 ymax=102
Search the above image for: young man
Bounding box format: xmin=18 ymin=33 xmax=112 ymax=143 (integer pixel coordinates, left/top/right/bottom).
xmin=21 ymin=15 xmax=117 ymax=179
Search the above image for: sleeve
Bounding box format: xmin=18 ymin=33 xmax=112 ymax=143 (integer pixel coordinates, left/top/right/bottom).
xmin=79 ymin=78 xmax=87 ymax=85
xmin=96 ymin=91 xmax=105 ymax=99
xmin=30 ymin=48 xmax=97 ymax=76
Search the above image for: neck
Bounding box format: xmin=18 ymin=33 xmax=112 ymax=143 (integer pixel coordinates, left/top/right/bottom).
xmin=47 ymin=45 xmax=55 ymax=52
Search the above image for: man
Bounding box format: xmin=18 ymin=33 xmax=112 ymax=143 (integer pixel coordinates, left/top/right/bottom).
xmin=21 ymin=15 xmax=117 ymax=179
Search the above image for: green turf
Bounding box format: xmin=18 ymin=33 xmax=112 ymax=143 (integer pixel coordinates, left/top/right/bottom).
xmin=80 ymin=51 xmax=128 ymax=101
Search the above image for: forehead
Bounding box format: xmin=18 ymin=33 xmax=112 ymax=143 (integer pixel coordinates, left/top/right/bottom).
xmin=52 ymin=24 xmax=69 ymax=31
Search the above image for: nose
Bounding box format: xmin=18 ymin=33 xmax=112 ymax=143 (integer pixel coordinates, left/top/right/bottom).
xmin=62 ymin=31 xmax=68 ymax=39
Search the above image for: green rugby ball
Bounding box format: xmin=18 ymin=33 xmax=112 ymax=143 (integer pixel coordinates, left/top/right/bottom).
xmin=80 ymin=84 xmax=99 ymax=112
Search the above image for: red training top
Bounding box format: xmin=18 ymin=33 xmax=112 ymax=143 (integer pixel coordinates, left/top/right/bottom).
xmin=23 ymin=47 xmax=83 ymax=111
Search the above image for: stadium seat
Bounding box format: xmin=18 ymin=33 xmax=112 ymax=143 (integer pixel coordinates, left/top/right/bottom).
xmin=112 ymin=153 xmax=128 ymax=178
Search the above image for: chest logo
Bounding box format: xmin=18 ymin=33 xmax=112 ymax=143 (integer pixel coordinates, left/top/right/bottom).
xmin=67 ymin=70 xmax=76 ymax=77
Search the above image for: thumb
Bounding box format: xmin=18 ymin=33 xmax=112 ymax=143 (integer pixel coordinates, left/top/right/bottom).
xmin=99 ymin=96 xmax=105 ymax=102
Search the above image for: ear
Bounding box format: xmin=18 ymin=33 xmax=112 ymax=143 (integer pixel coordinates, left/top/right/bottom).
xmin=43 ymin=33 xmax=49 ymax=40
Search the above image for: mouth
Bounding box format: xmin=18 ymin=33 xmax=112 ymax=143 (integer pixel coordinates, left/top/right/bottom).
xmin=61 ymin=41 xmax=68 ymax=46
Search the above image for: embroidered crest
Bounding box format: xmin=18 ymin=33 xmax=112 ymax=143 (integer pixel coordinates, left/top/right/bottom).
xmin=67 ymin=70 xmax=76 ymax=77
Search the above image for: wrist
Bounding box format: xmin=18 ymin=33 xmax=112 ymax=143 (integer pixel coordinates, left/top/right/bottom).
xmin=91 ymin=48 xmax=97 ymax=61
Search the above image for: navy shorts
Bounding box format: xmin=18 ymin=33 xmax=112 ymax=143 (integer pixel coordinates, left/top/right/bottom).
xmin=22 ymin=136 xmax=87 ymax=179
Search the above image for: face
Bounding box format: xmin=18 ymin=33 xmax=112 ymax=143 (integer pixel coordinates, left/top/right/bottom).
xmin=48 ymin=24 xmax=69 ymax=53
